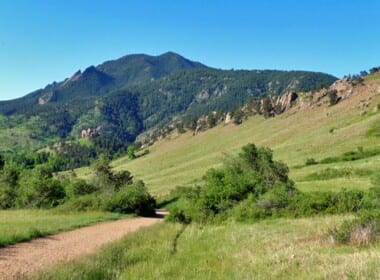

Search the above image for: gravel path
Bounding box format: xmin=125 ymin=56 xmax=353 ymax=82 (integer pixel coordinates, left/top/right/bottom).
xmin=0 ymin=214 xmax=165 ymax=279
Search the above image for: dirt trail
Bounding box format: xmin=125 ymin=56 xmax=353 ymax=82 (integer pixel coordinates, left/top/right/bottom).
xmin=0 ymin=213 xmax=166 ymax=279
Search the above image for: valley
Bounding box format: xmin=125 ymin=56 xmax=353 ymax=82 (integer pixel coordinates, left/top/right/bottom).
xmin=0 ymin=53 xmax=379 ymax=279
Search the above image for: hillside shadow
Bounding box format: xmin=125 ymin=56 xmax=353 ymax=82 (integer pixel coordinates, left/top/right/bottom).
xmin=156 ymin=197 xmax=179 ymax=209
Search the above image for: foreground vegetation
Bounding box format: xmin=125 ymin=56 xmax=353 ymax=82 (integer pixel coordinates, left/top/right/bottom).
xmin=0 ymin=210 xmax=124 ymax=248
xmin=31 ymin=142 xmax=380 ymax=279
xmin=0 ymin=154 xmax=156 ymax=221
xmin=166 ymin=144 xmax=380 ymax=225
xmin=34 ymin=216 xmax=380 ymax=280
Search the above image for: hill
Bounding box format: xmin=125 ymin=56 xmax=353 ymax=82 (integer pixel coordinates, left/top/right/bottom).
xmin=86 ymin=73 xmax=380 ymax=195
xmin=0 ymin=52 xmax=337 ymax=155
xmin=34 ymin=73 xmax=380 ymax=280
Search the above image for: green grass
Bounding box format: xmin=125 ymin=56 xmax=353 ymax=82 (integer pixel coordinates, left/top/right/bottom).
xmin=34 ymin=216 xmax=380 ymax=279
xmin=71 ymin=84 xmax=380 ymax=196
xmin=299 ymin=167 xmax=373 ymax=182
xmin=365 ymin=72 xmax=380 ymax=82
xmin=0 ymin=209 xmax=125 ymax=247
xmin=29 ymin=78 xmax=380 ymax=279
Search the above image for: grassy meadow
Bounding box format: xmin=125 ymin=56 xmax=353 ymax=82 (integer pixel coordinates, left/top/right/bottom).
xmin=0 ymin=210 xmax=124 ymax=247
xmin=32 ymin=79 xmax=380 ymax=279
xmin=34 ymin=215 xmax=380 ymax=279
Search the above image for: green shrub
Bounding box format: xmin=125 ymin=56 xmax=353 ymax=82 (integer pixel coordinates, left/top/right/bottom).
xmin=319 ymin=147 xmax=380 ymax=164
xmin=15 ymin=165 xmax=66 ymax=208
xmin=301 ymin=168 xmax=372 ymax=181
xmin=166 ymin=207 xmax=191 ymax=224
xmin=58 ymin=194 xmax=105 ymax=211
xmin=0 ymin=185 xmax=16 ymax=209
xmin=232 ymin=194 xmax=273 ymax=221
xmin=0 ymin=165 xmax=20 ymax=208
xmin=362 ymin=186 xmax=380 ymax=209
xmin=330 ymin=210 xmax=380 ymax=245
xmin=232 ymin=188 xmax=366 ymax=222
xmin=167 ymin=143 xmax=295 ymax=223
xmin=327 ymin=89 xmax=339 ymax=105
xmin=305 ymin=158 xmax=318 ymax=165
xmin=16 ymin=178 xmax=66 ymax=208
xmin=105 ymin=181 xmax=156 ymax=216
xmin=67 ymin=179 xmax=98 ymax=197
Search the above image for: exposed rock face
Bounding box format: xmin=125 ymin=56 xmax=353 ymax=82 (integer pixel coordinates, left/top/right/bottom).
xmin=224 ymin=112 xmax=232 ymax=124
xmin=276 ymin=91 xmax=298 ymax=112
xmin=61 ymin=70 xmax=82 ymax=87
xmin=330 ymin=78 xmax=354 ymax=100
xmin=81 ymin=127 xmax=101 ymax=138
xmin=196 ymin=89 xmax=210 ymax=101
xmin=38 ymin=91 xmax=56 ymax=105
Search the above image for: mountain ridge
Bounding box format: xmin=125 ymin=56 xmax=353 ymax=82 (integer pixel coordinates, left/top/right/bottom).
xmin=0 ymin=52 xmax=338 ymax=156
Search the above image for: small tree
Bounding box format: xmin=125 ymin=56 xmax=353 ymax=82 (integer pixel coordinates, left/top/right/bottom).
xmin=369 ymin=67 xmax=380 ymax=74
xmin=92 ymin=154 xmax=133 ymax=192
xmin=262 ymin=97 xmax=273 ymax=118
xmin=207 ymin=113 xmax=218 ymax=128
xmin=233 ymin=108 xmax=244 ymax=125
xmin=327 ymin=89 xmax=339 ymax=106
xmin=127 ymin=145 xmax=136 ymax=160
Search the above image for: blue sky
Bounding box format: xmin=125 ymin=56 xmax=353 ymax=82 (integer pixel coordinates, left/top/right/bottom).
xmin=1 ymin=0 xmax=379 ymax=100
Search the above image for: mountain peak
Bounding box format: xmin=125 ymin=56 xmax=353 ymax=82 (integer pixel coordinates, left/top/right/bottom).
xmin=96 ymin=51 xmax=207 ymax=86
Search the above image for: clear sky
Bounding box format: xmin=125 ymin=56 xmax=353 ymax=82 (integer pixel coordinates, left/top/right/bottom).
xmin=1 ymin=0 xmax=379 ymax=100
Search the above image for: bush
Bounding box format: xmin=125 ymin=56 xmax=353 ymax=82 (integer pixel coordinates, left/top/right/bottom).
xmin=16 ymin=178 xmax=66 ymax=208
xmin=319 ymin=147 xmax=380 ymax=164
xmin=166 ymin=207 xmax=191 ymax=224
xmin=362 ymin=185 xmax=380 ymax=209
xmin=67 ymin=179 xmax=98 ymax=197
xmin=301 ymin=168 xmax=372 ymax=181
xmin=327 ymin=89 xmax=339 ymax=106
xmin=0 ymin=185 xmax=16 ymax=209
xmin=231 ymin=188 xmax=366 ymax=222
xmin=167 ymin=143 xmax=295 ymax=223
xmin=104 ymin=181 xmax=156 ymax=216
xmin=305 ymin=158 xmax=318 ymax=165
xmin=330 ymin=210 xmax=380 ymax=245
xmin=0 ymin=165 xmax=20 ymax=208
xmin=58 ymin=194 xmax=105 ymax=211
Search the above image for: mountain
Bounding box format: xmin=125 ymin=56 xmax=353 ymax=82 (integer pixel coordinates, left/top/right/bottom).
xmin=97 ymin=51 xmax=207 ymax=86
xmin=0 ymin=52 xmax=207 ymax=115
xmin=0 ymin=52 xmax=338 ymax=155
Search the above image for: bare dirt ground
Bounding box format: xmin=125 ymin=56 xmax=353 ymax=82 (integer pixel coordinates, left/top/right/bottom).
xmin=0 ymin=213 xmax=166 ymax=279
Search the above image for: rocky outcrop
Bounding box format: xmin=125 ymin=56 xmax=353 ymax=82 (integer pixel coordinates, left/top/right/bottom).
xmin=224 ymin=112 xmax=232 ymax=124
xmin=38 ymin=91 xmax=56 ymax=105
xmin=275 ymin=91 xmax=298 ymax=112
xmin=61 ymin=70 xmax=82 ymax=87
xmin=330 ymin=78 xmax=354 ymax=100
xmin=81 ymin=127 xmax=101 ymax=139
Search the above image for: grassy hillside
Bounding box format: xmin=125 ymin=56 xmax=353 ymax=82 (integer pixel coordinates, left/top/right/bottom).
xmin=73 ymin=76 xmax=380 ymax=196
xmin=18 ymin=75 xmax=380 ymax=280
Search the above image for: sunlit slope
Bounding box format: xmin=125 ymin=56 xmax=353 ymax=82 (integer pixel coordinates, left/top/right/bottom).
xmin=77 ymin=78 xmax=380 ymax=196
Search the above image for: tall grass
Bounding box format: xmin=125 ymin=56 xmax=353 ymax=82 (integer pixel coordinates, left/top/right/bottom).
xmin=34 ymin=216 xmax=380 ymax=279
